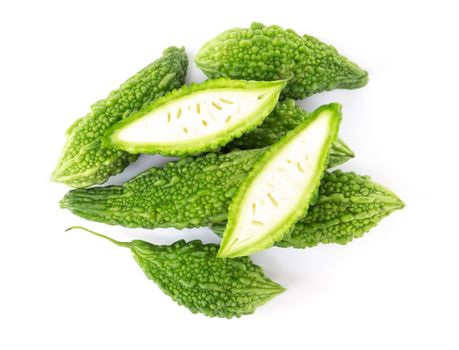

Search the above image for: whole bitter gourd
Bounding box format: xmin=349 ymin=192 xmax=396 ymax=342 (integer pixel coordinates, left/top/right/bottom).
xmin=67 ymin=227 xmax=284 ymax=318
xmin=61 ymin=149 xmax=265 ymax=229
xmin=52 ymin=47 xmax=188 ymax=188
xmin=226 ymin=99 xmax=354 ymax=168
xmin=195 ymin=22 xmax=368 ymax=99
xmin=61 ymin=151 xmax=403 ymax=248
xmin=210 ymin=170 xmax=405 ymax=248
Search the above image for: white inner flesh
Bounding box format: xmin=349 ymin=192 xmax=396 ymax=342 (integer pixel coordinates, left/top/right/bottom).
xmin=227 ymin=112 xmax=332 ymax=253
xmin=116 ymin=87 xmax=277 ymax=144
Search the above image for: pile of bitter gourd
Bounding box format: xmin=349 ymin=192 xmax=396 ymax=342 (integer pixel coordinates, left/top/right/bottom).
xmin=54 ymin=23 xmax=404 ymax=318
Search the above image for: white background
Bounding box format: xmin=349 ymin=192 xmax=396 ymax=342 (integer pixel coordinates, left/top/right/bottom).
xmin=1 ymin=1 xmax=458 ymax=349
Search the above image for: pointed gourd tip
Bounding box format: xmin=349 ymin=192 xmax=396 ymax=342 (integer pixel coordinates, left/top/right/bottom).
xmin=344 ymin=68 xmax=369 ymax=89
xmin=395 ymin=196 xmax=406 ymax=210
xmin=275 ymin=79 xmax=288 ymax=89
xmin=50 ymin=167 xmax=64 ymax=183
xmin=59 ymin=198 xmax=67 ymax=209
xmin=273 ymin=284 xmax=287 ymax=295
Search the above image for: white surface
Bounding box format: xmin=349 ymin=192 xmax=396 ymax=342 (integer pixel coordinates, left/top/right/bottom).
xmin=225 ymin=111 xmax=333 ymax=256
xmin=0 ymin=1 xmax=458 ymax=349
xmin=117 ymin=86 xmax=277 ymax=144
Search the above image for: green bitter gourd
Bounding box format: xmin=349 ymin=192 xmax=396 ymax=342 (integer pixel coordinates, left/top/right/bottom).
xmin=226 ymin=99 xmax=354 ymax=168
xmin=52 ymin=47 xmax=188 ymax=188
xmin=195 ymin=22 xmax=368 ymax=99
xmin=61 ymin=148 xmax=265 ymax=229
xmin=66 ymin=227 xmax=284 ymax=318
xmin=210 ymin=170 xmax=405 ymax=248
xmin=103 ymin=79 xmax=286 ymax=156
xmin=61 ymin=151 xmax=403 ymax=248
xmin=218 ymin=103 xmax=341 ymax=258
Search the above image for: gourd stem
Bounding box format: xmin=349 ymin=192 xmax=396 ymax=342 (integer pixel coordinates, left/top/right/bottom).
xmin=65 ymin=226 xmax=131 ymax=248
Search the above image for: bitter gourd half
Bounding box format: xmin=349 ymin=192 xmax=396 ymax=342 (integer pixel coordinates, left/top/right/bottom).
xmin=226 ymin=99 xmax=354 ymax=168
xmin=103 ymin=79 xmax=286 ymax=156
xmin=52 ymin=47 xmax=188 ymax=188
xmin=218 ymin=103 xmax=341 ymax=257
xmin=195 ymin=22 xmax=368 ymax=99
xmin=67 ymin=227 xmax=284 ymax=318
xmin=210 ymin=170 xmax=405 ymax=248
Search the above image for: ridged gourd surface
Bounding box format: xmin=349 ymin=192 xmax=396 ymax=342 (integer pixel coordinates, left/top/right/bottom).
xmin=195 ymin=22 xmax=368 ymax=99
xmin=131 ymin=239 xmax=284 ymax=318
xmin=52 ymin=47 xmax=188 ymax=188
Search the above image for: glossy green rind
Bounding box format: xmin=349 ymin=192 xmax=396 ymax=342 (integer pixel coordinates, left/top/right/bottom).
xmin=218 ymin=104 xmax=341 ymax=258
xmin=67 ymin=227 xmax=284 ymax=318
xmin=52 ymin=47 xmax=188 ymax=188
xmin=225 ymin=99 xmax=354 ymax=167
xmin=103 ymin=79 xmax=286 ymax=156
xmin=210 ymin=170 xmax=404 ymax=248
xmin=196 ymin=22 xmax=368 ymax=99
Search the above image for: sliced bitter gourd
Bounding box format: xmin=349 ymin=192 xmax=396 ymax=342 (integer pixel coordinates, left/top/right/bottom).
xmin=225 ymin=99 xmax=354 ymax=168
xmin=218 ymin=103 xmax=341 ymax=258
xmin=103 ymin=79 xmax=286 ymax=156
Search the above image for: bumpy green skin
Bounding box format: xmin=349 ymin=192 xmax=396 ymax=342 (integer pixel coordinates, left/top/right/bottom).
xmin=218 ymin=103 xmax=341 ymax=258
xmin=328 ymin=138 xmax=354 ymax=169
xmin=131 ymin=239 xmax=284 ymax=318
xmin=225 ymin=99 xmax=354 ymax=167
xmin=69 ymin=227 xmax=284 ymax=318
xmin=195 ymin=22 xmax=368 ymax=99
xmin=60 ymin=149 xmax=265 ymax=229
xmin=52 ymin=47 xmax=188 ymax=188
xmin=60 ymin=158 xmax=403 ymax=250
xmin=210 ymin=170 xmax=405 ymax=248
xmin=103 ymin=79 xmax=286 ymax=156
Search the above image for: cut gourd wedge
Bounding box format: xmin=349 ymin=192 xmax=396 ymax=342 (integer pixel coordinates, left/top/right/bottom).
xmin=218 ymin=103 xmax=342 ymax=258
xmin=103 ymin=79 xmax=286 ymax=156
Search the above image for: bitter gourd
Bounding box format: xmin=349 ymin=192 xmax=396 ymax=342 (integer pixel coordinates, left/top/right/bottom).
xmin=66 ymin=227 xmax=284 ymax=318
xmin=61 ymin=148 xmax=266 ymax=229
xmin=52 ymin=47 xmax=188 ymax=188
xmin=103 ymin=79 xmax=286 ymax=156
xmin=210 ymin=170 xmax=405 ymax=248
xmin=61 ymin=152 xmax=403 ymax=248
xmin=226 ymin=99 xmax=354 ymax=168
xmin=195 ymin=22 xmax=368 ymax=99
xmin=218 ymin=103 xmax=341 ymax=258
